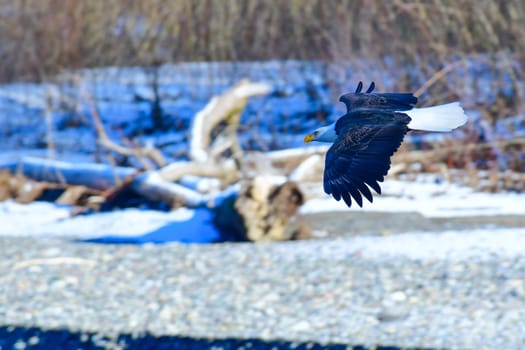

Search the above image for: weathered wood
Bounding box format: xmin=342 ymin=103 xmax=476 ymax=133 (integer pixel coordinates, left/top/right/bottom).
xmin=189 ymin=79 xmax=271 ymax=163
xmin=132 ymin=172 xmax=206 ymax=207
xmin=289 ymin=154 xmax=324 ymax=182
xmin=75 ymin=75 xmax=167 ymax=168
xmin=3 ymin=156 xmax=254 ymax=209
xmin=56 ymin=186 xmax=95 ymax=206
xmin=233 ymin=175 xmax=309 ymax=241
xmin=0 ymin=169 xmax=69 ymax=204
xmin=158 ymin=159 xmax=237 ymax=184
xmin=0 ymin=78 xmax=324 ymax=240
xmin=13 ymin=157 xmax=136 ymax=191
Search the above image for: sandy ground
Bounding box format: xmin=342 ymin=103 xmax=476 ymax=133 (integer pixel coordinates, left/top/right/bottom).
xmin=302 ymin=211 xmax=525 ymax=238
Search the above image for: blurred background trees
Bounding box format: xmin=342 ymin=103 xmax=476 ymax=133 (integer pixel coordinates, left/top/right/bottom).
xmin=2 ymin=0 xmax=523 ymax=83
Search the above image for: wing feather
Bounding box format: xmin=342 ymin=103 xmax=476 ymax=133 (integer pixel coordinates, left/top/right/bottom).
xmin=339 ymin=82 xmax=417 ymax=114
xmin=364 ymin=179 xmax=382 ymax=194
xmin=355 ymin=181 xmax=373 ymax=203
xmin=341 ymin=191 xmax=353 ymax=207
xmin=355 ymin=81 xmax=363 ymax=94
xmin=366 ymin=82 xmax=376 ymax=93
xmin=323 ymin=115 xmax=409 ymax=207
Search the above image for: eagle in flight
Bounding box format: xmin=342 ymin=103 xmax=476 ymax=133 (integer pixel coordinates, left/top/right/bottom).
xmin=304 ymin=81 xmax=468 ymax=208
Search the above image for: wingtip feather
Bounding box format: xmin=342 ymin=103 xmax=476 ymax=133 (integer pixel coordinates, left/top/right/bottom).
xmin=366 ymin=82 xmax=375 ymax=93
xmin=355 ymin=81 xmax=363 ymax=94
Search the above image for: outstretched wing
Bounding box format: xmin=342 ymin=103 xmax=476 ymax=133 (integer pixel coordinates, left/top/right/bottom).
xmin=339 ymin=81 xmax=417 ymax=113
xmin=323 ymin=113 xmax=410 ymax=207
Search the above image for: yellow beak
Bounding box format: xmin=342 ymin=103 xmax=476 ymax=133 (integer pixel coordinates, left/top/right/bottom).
xmin=304 ymin=134 xmax=314 ymax=143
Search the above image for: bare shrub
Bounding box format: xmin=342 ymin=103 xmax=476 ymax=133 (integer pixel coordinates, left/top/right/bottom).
xmin=1 ymin=0 xmax=523 ymax=81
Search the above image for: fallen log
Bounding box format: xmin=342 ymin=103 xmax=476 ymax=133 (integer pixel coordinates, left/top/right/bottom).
xmin=0 ymin=170 xmax=57 ymax=204
xmin=10 ymin=157 xmax=136 ymax=191
xmin=230 ymin=175 xmax=311 ymax=241
xmin=132 ymin=172 xmax=206 ymax=207
xmin=261 ymin=146 xmax=329 ymax=175
xmin=4 ymin=157 xmax=208 ymax=207
xmin=289 ymin=154 xmax=324 ymax=182
xmin=189 ymin=79 xmax=271 ymax=164
xmin=157 ymin=159 xmax=237 ymax=184
xmin=3 ymin=156 xmax=253 ymax=209
xmin=6 ymin=157 xmax=311 ymax=240
xmin=75 ymin=75 xmax=166 ymax=169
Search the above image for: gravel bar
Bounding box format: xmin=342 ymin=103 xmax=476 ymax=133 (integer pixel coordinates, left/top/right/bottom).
xmin=1 ymin=233 xmax=525 ymax=349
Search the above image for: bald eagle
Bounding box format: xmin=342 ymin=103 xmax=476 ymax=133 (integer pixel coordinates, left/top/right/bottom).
xmin=304 ymin=81 xmax=467 ymax=208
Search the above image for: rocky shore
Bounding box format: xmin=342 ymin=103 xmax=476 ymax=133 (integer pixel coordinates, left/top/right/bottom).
xmin=1 ymin=218 xmax=525 ymax=349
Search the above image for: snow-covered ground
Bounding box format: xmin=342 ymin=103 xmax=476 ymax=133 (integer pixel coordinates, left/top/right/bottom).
xmin=301 ymin=178 xmax=525 ymax=218
xmin=0 ymin=201 xmax=193 ymax=238
xmin=1 ymin=178 xmax=524 ymax=246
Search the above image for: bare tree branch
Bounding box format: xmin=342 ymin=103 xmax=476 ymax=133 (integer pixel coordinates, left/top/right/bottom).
xmin=74 ymin=75 xmax=167 ymax=169
xmin=189 ymin=79 xmax=271 ymax=163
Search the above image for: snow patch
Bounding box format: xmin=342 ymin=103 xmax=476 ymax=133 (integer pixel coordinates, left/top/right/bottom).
xmin=301 ymin=179 xmax=525 ymax=218
xmin=0 ymin=200 xmax=194 ymax=238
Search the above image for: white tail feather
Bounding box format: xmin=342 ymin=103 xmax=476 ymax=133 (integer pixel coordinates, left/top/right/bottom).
xmin=404 ymin=102 xmax=468 ymax=132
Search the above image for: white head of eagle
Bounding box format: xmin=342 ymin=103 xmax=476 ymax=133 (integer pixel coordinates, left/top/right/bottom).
xmin=304 ymin=81 xmax=468 ymax=208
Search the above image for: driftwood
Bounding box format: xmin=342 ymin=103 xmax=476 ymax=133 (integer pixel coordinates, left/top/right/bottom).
xmin=158 ymin=159 xmax=237 ymax=184
xmin=8 ymin=157 xmax=211 ymax=208
xmin=75 ymin=75 xmax=166 ymax=169
xmin=0 ymin=170 xmax=52 ymax=204
xmin=289 ymin=154 xmax=324 ymax=182
xmin=1 ymin=80 xmax=274 ymax=209
xmin=11 ymin=157 xmax=136 ymax=190
xmin=214 ymin=175 xmax=311 ymax=241
xmin=190 ymin=79 xmax=271 ymax=164
xmin=0 ymin=79 xmax=325 ymax=241
xmin=132 ymin=172 xmax=207 ymax=207
xmin=265 ymin=145 xmax=328 ymax=166
xmin=56 ymin=186 xmax=95 ymax=206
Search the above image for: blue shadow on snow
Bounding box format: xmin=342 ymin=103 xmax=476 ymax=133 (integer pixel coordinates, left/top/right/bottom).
xmin=82 ymin=207 xmax=239 ymax=245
